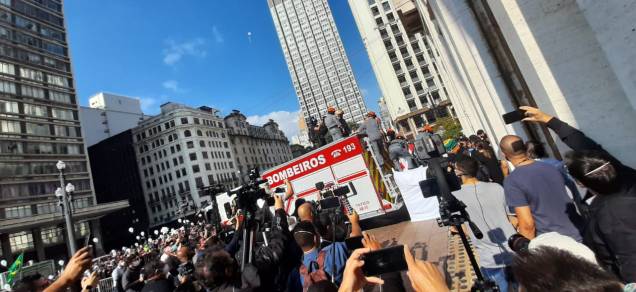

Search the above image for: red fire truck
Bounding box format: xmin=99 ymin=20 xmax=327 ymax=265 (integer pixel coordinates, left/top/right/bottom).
xmin=214 ymin=135 xmax=401 ymax=223
xmin=261 ymin=135 xmax=401 ymax=219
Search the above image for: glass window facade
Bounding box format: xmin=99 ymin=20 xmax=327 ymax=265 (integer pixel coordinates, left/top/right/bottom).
xmin=0 ymin=0 xmax=96 ymax=258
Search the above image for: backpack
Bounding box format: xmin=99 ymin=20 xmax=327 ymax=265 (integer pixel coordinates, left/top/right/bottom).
xmin=299 ymin=251 xmax=329 ymax=291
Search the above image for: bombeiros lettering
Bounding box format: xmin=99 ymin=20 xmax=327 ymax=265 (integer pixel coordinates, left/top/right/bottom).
xmin=266 ymin=154 xmax=327 ymax=184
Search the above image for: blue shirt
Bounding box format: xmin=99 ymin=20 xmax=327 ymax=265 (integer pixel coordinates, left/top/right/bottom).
xmin=504 ymin=161 xmax=582 ymax=241
xmin=300 ymin=242 xmax=349 ymax=285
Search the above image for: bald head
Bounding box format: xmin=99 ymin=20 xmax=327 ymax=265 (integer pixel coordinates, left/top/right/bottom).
xmin=297 ymin=202 xmax=314 ymax=222
xmin=499 ymin=135 xmax=527 ymax=157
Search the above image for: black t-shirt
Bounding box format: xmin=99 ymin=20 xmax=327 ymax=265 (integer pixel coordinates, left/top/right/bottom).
xmin=140 ymin=278 xmax=174 ymax=292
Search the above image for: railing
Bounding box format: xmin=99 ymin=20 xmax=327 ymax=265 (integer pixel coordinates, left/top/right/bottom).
xmin=97 ymin=277 xmax=115 ymax=292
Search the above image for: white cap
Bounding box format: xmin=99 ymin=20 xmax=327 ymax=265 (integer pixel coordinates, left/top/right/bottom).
xmin=529 ymin=232 xmax=597 ymax=264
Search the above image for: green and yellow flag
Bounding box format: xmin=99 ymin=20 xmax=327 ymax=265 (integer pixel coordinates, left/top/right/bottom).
xmin=6 ymin=253 xmax=24 ymax=285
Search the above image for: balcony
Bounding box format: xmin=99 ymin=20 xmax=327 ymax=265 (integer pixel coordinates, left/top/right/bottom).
xmin=400 ymin=81 xmax=409 ymax=88
xmin=423 ymin=73 xmax=433 ymax=79
xmin=404 ymin=92 xmax=413 ymax=99
xmin=412 ymin=77 xmax=421 ymax=83
xmin=407 ymin=64 xmax=416 ymax=71
xmin=390 ymin=57 xmax=399 ymax=63
xmin=381 ymin=33 xmax=390 ymax=40
xmin=416 ymin=88 xmax=427 ymax=96
xmin=395 ymin=68 xmax=404 ymax=76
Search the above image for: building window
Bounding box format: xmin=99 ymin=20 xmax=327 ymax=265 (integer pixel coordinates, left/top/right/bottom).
xmin=9 ymin=231 xmax=33 ymax=252
xmin=184 ymin=130 xmax=191 ymax=137
xmin=5 ymin=205 xmax=32 ymax=219
xmin=186 ymin=141 xmax=194 ymax=149
xmin=181 ymin=118 xmax=188 ymax=124
xmin=41 ymin=226 xmax=63 ymax=245
xmin=192 ymin=165 xmax=200 ymax=173
xmin=194 ymin=118 xmax=200 ymax=124
xmin=74 ymin=222 xmax=89 ymax=237
xmin=189 ymin=153 xmax=197 ymax=161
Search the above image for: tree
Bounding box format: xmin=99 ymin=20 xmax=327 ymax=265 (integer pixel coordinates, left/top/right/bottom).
xmin=433 ymin=116 xmax=462 ymax=140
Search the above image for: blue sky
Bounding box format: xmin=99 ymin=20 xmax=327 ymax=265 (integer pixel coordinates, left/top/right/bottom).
xmin=65 ymin=0 xmax=381 ymax=138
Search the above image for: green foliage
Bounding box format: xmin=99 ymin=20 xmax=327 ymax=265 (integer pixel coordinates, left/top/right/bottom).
xmin=434 ymin=116 xmax=462 ymax=140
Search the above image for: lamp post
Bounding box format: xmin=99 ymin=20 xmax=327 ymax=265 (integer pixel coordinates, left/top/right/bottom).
xmin=56 ymin=161 xmax=77 ymax=255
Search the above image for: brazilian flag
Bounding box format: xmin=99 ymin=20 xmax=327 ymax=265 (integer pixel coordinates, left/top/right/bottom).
xmin=6 ymin=253 xmax=24 ymax=286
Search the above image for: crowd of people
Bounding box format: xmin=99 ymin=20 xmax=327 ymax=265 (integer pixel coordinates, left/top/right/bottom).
xmin=9 ymin=105 xmax=636 ymax=292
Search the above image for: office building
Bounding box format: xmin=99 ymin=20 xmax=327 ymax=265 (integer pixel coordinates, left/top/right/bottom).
xmin=79 ymin=92 xmax=147 ymax=147
xmin=224 ymin=110 xmax=293 ymax=179
xmin=422 ymin=0 xmax=636 ymax=166
xmin=348 ymin=0 xmax=455 ymax=139
xmin=88 ymin=130 xmax=148 ymax=251
xmin=132 ymin=103 xmax=238 ymax=227
xmin=268 ymin=0 xmax=368 ymax=125
xmin=0 ymin=0 xmax=126 ymax=261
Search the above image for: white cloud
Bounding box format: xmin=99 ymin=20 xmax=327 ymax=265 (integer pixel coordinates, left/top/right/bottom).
xmin=162 ymin=80 xmax=181 ymax=92
xmin=139 ymin=97 xmax=159 ymax=114
xmin=212 ymin=26 xmax=224 ymax=43
xmin=162 ymin=38 xmax=207 ymax=66
xmin=247 ymin=110 xmax=300 ymax=139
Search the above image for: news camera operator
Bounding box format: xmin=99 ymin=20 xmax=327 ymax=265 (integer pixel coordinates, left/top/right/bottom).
xmin=520 ymin=106 xmax=636 ymax=282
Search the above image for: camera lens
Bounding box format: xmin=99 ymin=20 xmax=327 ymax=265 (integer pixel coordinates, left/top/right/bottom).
xmin=507 ymin=233 xmax=530 ymax=253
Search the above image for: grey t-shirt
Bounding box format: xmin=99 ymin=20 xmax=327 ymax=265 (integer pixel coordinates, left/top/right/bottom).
xmin=504 ymin=161 xmax=583 ymax=241
xmin=453 ymin=182 xmax=516 ymax=268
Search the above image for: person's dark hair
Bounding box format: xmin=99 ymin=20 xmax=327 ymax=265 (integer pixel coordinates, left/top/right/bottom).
xmin=307 ymin=280 xmax=339 ymax=292
xmin=525 ymin=141 xmax=548 ymax=159
xmin=386 ymin=131 xmax=396 ymax=141
xmin=512 ymin=246 xmax=621 ymax=292
xmin=292 ymin=221 xmax=317 ymax=250
xmin=196 ymin=248 xmax=239 ymax=289
xmin=455 ymin=155 xmax=479 ymax=178
xmin=315 ymin=212 xmax=347 ymax=242
xmin=12 ymin=273 xmax=43 ymax=292
xmin=474 ymin=140 xmax=494 ymax=159
xmin=143 ymin=259 xmax=165 ymax=278
xmin=565 ymin=150 xmax=619 ymax=194
xmin=476 ymin=129 xmax=485 ymax=135
xmin=468 ymin=135 xmax=480 ymax=145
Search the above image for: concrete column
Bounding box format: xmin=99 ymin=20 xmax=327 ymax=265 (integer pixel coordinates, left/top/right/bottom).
xmin=89 ymin=220 xmax=105 ymax=256
xmin=32 ymin=228 xmax=45 ymax=262
xmin=0 ymin=233 xmax=13 ymax=262
xmin=408 ymin=118 xmax=418 ymax=136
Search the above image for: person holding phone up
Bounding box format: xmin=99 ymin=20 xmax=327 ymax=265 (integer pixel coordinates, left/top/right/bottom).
xmin=520 ymin=106 xmax=636 ymax=283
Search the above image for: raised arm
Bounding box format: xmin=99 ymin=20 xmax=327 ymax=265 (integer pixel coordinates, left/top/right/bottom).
xmin=520 ymin=106 xmax=613 ymax=158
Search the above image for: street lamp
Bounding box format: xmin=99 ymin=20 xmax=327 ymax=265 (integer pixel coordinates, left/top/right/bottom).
xmin=56 ymin=160 xmax=77 ymax=255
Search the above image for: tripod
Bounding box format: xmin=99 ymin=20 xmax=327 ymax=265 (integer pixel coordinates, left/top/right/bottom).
xmin=428 ymin=157 xmax=499 ymax=292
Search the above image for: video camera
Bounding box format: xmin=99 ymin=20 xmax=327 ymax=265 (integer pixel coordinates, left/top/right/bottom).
xmin=229 ymin=168 xmax=272 ymax=213
xmin=315 ymin=181 xmax=356 ymax=214
xmin=417 ymin=132 xmax=499 ymax=291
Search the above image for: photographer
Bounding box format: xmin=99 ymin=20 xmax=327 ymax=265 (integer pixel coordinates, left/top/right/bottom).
xmin=452 ymin=155 xmax=516 ymax=291
xmin=520 ymin=106 xmax=636 ymax=282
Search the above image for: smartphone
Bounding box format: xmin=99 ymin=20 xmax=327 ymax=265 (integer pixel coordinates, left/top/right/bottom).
xmin=361 ymin=245 xmax=407 ymax=276
xmin=84 ymin=232 xmax=92 ymax=248
xmin=502 ymin=109 xmax=526 ymax=124
xmin=345 ymin=236 xmax=364 ymax=251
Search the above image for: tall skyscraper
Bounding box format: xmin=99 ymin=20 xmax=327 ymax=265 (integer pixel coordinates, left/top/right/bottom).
xmin=268 ymin=0 xmax=367 ymax=125
xmin=348 ymin=0 xmax=455 ymax=139
xmin=0 ymin=0 xmax=126 ymax=261
xmin=79 ymin=92 xmax=147 ymax=147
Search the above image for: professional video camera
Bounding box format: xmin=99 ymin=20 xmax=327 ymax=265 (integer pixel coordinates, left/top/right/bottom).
xmin=229 ymin=168 xmax=273 ymax=214
xmin=417 ymin=134 xmax=499 ymax=292
xmin=314 ymin=181 xmax=356 ymax=214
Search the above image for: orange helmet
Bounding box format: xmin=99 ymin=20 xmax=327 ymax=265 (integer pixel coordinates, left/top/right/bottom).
xmin=367 ymin=111 xmax=377 ymax=117
xmin=327 ymin=106 xmax=336 ymax=113
xmin=423 ymin=124 xmax=434 ymax=133
xmin=386 ymin=128 xmax=395 ymax=135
